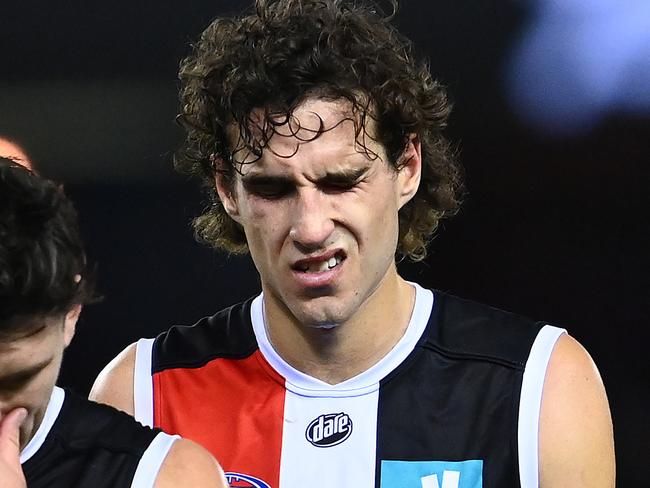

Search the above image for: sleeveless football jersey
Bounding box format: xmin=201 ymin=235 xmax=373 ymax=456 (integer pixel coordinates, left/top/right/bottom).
xmin=134 ymin=284 xmax=565 ymax=488
xmin=21 ymin=386 xmax=178 ymax=488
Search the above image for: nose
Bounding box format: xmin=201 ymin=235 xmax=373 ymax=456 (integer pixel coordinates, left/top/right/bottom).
xmin=289 ymin=188 xmax=335 ymax=251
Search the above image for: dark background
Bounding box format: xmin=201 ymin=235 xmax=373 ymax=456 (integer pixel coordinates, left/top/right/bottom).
xmin=1 ymin=1 xmax=648 ymax=486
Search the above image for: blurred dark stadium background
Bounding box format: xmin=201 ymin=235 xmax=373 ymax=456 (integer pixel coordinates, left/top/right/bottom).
xmin=1 ymin=1 xmax=648 ymax=485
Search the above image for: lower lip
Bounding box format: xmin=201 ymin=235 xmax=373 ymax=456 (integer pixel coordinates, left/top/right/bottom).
xmin=290 ymin=259 xmax=345 ymax=289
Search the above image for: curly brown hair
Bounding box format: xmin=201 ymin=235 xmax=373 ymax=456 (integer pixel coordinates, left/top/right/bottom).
xmin=175 ymin=0 xmax=463 ymax=260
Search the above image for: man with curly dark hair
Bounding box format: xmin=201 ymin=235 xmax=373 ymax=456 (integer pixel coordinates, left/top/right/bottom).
xmin=0 ymin=158 xmax=227 ymax=488
xmin=92 ymin=1 xmax=614 ymax=487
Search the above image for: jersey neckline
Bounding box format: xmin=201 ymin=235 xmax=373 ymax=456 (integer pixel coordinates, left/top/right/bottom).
xmin=20 ymin=386 xmax=65 ymax=464
xmin=250 ymin=282 xmax=434 ymax=397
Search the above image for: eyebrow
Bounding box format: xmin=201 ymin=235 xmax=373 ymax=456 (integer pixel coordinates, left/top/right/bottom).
xmin=241 ymin=164 xmax=371 ymax=186
xmin=240 ymin=174 xmax=292 ymax=186
xmin=317 ymin=166 xmax=370 ymax=185
xmin=0 ymin=357 xmax=53 ymax=386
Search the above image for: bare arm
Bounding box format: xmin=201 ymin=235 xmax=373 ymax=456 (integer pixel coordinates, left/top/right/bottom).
xmin=89 ymin=343 xmax=137 ymax=415
xmin=539 ymin=334 xmax=615 ymax=487
xmin=155 ymin=438 xmax=228 ymax=488
xmin=91 ymin=345 xmax=227 ymax=486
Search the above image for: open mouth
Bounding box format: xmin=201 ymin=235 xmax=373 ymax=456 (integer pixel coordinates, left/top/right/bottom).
xmin=294 ymin=252 xmax=345 ymax=274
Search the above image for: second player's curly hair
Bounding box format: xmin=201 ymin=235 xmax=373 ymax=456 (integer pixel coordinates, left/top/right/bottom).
xmin=176 ymin=0 xmax=464 ymax=260
xmin=0 ymin=158 xmax=95 ymax=328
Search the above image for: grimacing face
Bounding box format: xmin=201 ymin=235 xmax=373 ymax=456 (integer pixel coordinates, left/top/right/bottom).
xmin=0 ymin=307 xmax=78 ymax=450
xmin=216 ymin=98 xmax=421 ymax=329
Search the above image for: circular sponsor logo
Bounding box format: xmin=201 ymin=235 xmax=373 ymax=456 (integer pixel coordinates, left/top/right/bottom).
xmin=224 ymin=472 xmax=271 ymax=488
xmin=305 ymin=412 xmax=353 ymax=448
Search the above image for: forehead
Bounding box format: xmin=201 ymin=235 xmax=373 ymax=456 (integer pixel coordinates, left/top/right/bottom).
xmin=232 ymin=98 xmax=385 ymax=175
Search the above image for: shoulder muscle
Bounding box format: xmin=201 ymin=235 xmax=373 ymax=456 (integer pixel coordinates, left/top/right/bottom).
xmin=89 ymin=342 xmax=137 ymax=415
xmin=539 ymin=334 xmax=615 ymax=487
xmin=155 ymin=438 xmax=227 ymax=488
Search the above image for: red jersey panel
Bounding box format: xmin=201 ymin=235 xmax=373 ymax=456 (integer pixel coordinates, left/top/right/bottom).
xmin=153 ymin=350 xmax=285 ymax=487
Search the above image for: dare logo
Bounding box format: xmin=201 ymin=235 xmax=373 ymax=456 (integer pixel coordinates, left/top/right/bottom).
xmin=305 ymin=412 xmax=353 ymax=447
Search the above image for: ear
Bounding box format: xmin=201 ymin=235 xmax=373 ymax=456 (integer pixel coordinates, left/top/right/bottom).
xmin=212 ymin=157 xmax=241 ymax=223
xmin=63 ymin=304 xmax=81 ymax=348
xmin=396 ymin=134 xmax=422 ymax=209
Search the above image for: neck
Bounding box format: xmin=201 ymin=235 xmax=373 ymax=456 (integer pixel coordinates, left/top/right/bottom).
xmin=263 ymin=271 xmax=416 ymax=384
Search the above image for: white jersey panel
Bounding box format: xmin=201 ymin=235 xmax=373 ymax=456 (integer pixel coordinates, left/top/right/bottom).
xmin=250 ymin=282 xmax=433 ymax=488
xmin=279 ymin=389 xmax=379 ymax=488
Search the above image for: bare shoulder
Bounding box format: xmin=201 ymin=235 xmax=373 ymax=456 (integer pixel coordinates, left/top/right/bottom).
xmin=539 ymin=333 xmax=615 ymax=487
xmin=155 ymin=438 xmax=228 ymax=488
xmin=89 ymin=342 xmax=137 ymax=415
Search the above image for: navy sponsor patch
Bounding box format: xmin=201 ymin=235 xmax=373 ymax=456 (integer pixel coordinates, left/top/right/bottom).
xmin=305 ymin=412 xmax=353 ymax=447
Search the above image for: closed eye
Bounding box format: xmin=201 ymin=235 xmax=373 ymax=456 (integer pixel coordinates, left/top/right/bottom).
xmin=242 ymin=177 xmax=295 ymax=200
xmin=318 ymin=168 xmax=368 ymax=194
xmin=319 ymin=180 xmax=358 ymax=194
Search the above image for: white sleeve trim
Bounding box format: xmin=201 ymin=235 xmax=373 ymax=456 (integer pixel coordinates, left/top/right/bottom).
xmin=134 ymin=338 xmax=155 ymax=428
xmin=518 ymin=325 xmax=566 ymax=488
xmin=130 ymin=432 xmax=180 ymax=488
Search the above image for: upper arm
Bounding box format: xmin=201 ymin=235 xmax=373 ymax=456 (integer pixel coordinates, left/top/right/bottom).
xmin=89 ymin=342 xmax=137 ymax=416
xmin=539 ymin=334 xmax=615 ymax=488
xmin=154 ymin=438 xmax=228 ymax=488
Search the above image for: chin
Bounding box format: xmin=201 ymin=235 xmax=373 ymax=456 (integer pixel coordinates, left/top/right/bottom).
xmin=294 ymin=310 xmax=344 ymax=329
xmin=309 ymin=322 xmax=340 ymax=330
xmin=276 ymin=285 xmax=363 ymax=328
xmin=292 ymin=301 xmax=352 ymax=330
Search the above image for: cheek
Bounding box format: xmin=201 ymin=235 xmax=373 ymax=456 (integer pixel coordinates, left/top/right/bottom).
xmin=1 ymin=356 xmax=62 ymax=412
xmin=10 ymin=377 xmax=57 ymax=451
xmin=1 ymin=380 xmax=50 ymax=419
xmin=241 ymin=197 xmax=276 ymax=228
xmin=245 ymin=202 xmax=288 ymax=245
xmin=336 ymin=189 xmax=398 ymax=236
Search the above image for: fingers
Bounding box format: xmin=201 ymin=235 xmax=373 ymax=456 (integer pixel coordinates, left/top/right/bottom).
xmin=0 ymin=408 xmax=28 ymax=488
xmin=0 ymin=408 xmax=27 ymax=457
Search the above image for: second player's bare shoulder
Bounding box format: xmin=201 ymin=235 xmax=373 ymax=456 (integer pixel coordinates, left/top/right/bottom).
xmin=538 ymin=334 xmax=615 ymax=487
xmin=155 ymin=438 xmax=228 ymax=488
xmin=89 ymin=342 xmax=137 ymax=415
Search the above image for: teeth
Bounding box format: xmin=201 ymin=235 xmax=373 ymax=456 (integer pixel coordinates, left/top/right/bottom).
xmin=307 ymin=261 xmax=328 ymax=273
xmin=303 ymin=256 xmax=341 ymax=273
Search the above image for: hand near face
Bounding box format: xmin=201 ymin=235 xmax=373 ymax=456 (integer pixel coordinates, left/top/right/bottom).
xmin=0 ymin=408 xmax=27 ymax=488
